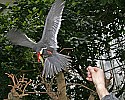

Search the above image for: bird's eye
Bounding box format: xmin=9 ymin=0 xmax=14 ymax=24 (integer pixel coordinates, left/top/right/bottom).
xmin=40 ymin=49 xmax=44 ymax=54
xmin=40 ymin=48 xmax=47 ymax=54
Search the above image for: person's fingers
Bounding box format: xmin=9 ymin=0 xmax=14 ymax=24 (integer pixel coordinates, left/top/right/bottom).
xmin=93 ymin=67 xmax=104 ymax=74
xmin=87 ymin=74 xmax=92 ymax=78
xmin=87 ymin=72 xmax=92 ymax=78
xmin=87 ymin=66 xmax=95 ymax=73
xmin=86 ymin=77 xmax=93 ymax=81
xmin=87 ymin=71 xmax=91 ymax=75
xmin=86 ymin=66 xmax=93 ymax=71
xmin=87 ymin=66 xmax=101 ymax=72
xmin=93 ymin=67 xmax=100 ymax=72
xmin=86 ymin=67 xmax=89 ymax=71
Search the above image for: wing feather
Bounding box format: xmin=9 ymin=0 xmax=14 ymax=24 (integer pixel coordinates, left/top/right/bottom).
xmin=42 ymin=52 xmax=71 ymax=78
xmin=7 ymin=28 xmax=36 ymax=49
xmin=38 ymin=0 xmax=65 ymax=48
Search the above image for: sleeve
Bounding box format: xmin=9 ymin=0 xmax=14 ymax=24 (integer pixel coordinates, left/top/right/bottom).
xmin=102 ymin=93 xmax=119 ymax=100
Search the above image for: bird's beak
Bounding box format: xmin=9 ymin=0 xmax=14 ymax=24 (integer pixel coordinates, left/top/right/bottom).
xmin=37 ymin=48 xmax=44 ymax=62
xmin=37 ymin=52 xmax=44 ymax=66
xmin=37 ymin=52 xmax=41 ymax=62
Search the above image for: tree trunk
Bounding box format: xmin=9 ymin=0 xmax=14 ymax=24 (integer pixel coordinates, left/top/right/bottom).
xmin=56 ymin=72 xmax=69 ymax=100
xmin=4 ymin=91 xmax=22 ymax=100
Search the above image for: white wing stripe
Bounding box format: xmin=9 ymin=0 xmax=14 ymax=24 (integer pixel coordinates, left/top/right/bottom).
xmin=38 ymin=0 xmax=65 ymax=48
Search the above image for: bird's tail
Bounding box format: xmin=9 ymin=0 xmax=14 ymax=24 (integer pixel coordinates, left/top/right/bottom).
xmin=42 ymin=53 xmax=71 ymax=78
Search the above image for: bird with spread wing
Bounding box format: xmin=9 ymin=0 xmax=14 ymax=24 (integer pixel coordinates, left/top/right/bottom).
xmin=7 ymin=0 xmax=71 ymax=78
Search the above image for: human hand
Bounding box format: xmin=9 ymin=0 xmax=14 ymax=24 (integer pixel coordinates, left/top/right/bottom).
xmin=86 ymin=66 xmax=109 ymax=99
xmin=86 ymin=66 xmax=105 ymax=87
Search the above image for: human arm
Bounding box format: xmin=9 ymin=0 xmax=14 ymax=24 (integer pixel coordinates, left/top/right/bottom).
xmin=86 ymin=66 xmax=109 ymax=99
xmin=86 ymin=66 xmax=118 ymax=100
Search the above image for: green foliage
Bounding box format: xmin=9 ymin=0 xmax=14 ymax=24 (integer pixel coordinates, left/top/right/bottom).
xmin=100 ymin=0 xmax=125 ymax=7
xmin=0 ymin=0 xmax=125 ymax=99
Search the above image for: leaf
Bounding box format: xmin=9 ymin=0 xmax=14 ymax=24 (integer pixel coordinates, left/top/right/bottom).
xmin=100 ymin=0 xmax=108 ymax=5
xmin=5 ymin=2 xmax=9 ymax=7
xmin=32 ymin=7 xmax=36 ymax=11
xmin=28 ymin=9 xmax=32 ymax=14
xmin=115 ymin=0 xmax=122 ymax=6
xmin=108 ymin=0 xmax=113 ymax=4
xmin=5 ymin=46 xmax=13 ymax=51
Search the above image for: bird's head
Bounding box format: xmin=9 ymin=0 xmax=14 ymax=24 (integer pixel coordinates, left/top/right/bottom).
xmin=37 ymin=48 xmax=53 ymax=62
xmin=37 ymin=48 xmax=46 ymax=63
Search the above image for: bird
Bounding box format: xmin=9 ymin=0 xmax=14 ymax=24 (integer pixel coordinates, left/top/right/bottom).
xmin=6 ymin=0 xmax=71 ymax=78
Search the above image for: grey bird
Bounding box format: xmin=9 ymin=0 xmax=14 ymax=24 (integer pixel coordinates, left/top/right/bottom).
xmin=7 ymin=0 xmax=71 ymax=78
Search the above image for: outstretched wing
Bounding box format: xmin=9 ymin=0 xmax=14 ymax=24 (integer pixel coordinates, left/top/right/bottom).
xmin=42 ymin=52 xmax=71 ymax=78
xmin=7 ymin=28 xmax=36 ymax=49
xmin=38 ymin=0 xmax=65 ymax=48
